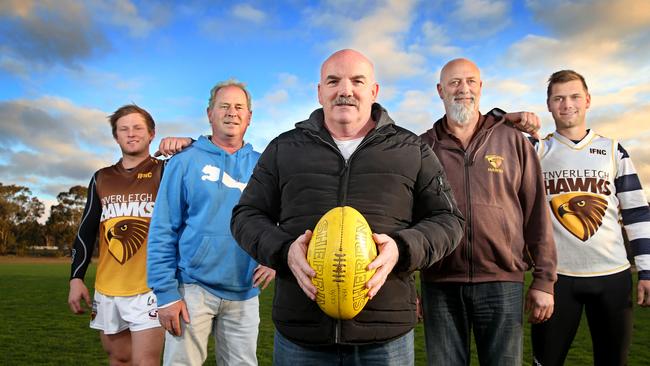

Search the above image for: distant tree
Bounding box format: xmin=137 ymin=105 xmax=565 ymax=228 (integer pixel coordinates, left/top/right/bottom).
xmin=0 ymin=183 xmax=44 ymax=254
xmin=46 ymin=185 xmax=88 ymax=252
xmin=15 ymin=220 xmax=46 ymax=254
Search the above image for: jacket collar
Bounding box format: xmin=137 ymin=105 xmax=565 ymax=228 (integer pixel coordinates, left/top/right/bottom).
xmin=425 ymin=112 xmax=504 ymax=147
xmin=195 ymin=135 xmax=254 ymax=156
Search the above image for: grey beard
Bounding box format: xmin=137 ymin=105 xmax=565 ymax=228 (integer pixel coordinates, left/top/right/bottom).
xmin=448 ymin=101 xmax=475 ymax=125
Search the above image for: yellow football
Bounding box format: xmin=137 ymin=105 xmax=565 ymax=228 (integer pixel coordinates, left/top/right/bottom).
xmin=307 ymin=206 xmax=377 ymax=319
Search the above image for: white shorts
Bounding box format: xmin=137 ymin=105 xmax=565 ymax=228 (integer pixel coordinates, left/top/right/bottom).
xmin=90 ymin=290 xmax=161 ymax=335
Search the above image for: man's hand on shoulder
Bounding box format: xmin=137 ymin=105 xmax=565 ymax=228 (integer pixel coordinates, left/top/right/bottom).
xmin=68 ymin=278 xmax=91 ymax=314
xmin=525 ymin=288 xmax=554 ymax=323
xmin=154 ymin=137 xmax=193 ymax=157
xmin=287 ymin=230 xmax=317 ymax=300
xmin=158 ymin=300 xmax=190 ymax=336
xmin=637 ymin=279 xmax=650 ymax=307
xmin=366 ymin=233 xmax=399 ymax=299
xmin=253 ymin=264 xmax=276 ymax=290
xmin=504 ymin=111 xmax=541 ymax=140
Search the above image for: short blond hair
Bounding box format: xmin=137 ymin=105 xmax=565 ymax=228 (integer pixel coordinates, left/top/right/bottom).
xmin=208 ymin=79 xmax=252 ymax=111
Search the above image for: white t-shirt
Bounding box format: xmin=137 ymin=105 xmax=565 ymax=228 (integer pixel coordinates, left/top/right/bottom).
xmin=333 ymin=136 xmax=364 ymax=161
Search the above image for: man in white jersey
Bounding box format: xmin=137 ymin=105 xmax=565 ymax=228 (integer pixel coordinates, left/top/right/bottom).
xmin=531 ymin=70 xmax=650 ymax=366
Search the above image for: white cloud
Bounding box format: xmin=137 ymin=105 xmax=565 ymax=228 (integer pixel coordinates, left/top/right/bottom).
xmin=0 ymin=0 xmax=34 ymax=18
xmin=0 ymin=97 xmax=112 ymax=200
xmin=454 ymin=0 xmax=509 ymax=19
xmin=418 ymin=21 xmax=462 ymax=57
xmin=96 ymin=0 xmax=160 ymax=38
xmin=504 ymin=35 xmax=627 ymax=76
xmin=0 ymin=95 xmax=215 ymax=202
xmin=378 ymin=85 xmax=399 ymax=103
xmin=526 ymin=0 xmax=650 ymax=38
xmin=391 ymin=89 xmax=440 ymax=133
xmin=232 ymin=4 xmax=266 ymax=23
xmin=0 ymin=0 xmax=108 ymax=70
xmin=591 ymin=83 xmax=650 ymax=109
xmin=519 ymin=0 xmax=650 ymax=76
xmin=451 ymin=0 xmax=511 ymax=37
xmin=589 ymin=103 xmax=650 ymax=142
xmin=261 ymin=89 xmax=289 ymax=105
xmin=488 ymin=78 xmax=532 ymax=96
xmin=308 ymin=0 xmax=425 ymax=81
xmin=0 ymin=0 xmax=171 ymax=73
xmin=155 ymin=116 xmax=209 ymax=143
xmin=278 ymin=73 xmax=299 ymax=88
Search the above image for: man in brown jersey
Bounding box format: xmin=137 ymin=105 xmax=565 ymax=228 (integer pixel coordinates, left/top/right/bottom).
xmin=68 ymin=104 xmax=164 ymax=366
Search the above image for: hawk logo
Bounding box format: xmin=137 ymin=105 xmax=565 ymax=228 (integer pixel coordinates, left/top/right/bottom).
xmin=485 ymin=154 xmax=504 ymax=173
xmin=105 ymin=217 xmax=149 ymax=264
xmin=550 ymin=192 xmax=608 ymax=241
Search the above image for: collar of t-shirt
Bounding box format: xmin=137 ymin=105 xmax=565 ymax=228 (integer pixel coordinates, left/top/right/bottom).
xmin=333 ymin=136 xmax=364 ymax=161
xmin=570 ymin=129 xmax=591 ymax=144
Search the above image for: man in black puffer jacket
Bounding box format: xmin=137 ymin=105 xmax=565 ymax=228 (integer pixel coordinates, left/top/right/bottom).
xmin=231 ymin=49 xmax=464 ymax=366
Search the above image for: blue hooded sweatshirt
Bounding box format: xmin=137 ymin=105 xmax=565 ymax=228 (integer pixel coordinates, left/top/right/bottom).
xmin=147 ymin=136 xmax=260 ymax=306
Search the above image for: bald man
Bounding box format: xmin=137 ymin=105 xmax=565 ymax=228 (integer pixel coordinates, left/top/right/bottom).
xmin=419 ymin=58 xmax=557 ymax=366
xmin=231 ymin=49 xmax=464 ymax=365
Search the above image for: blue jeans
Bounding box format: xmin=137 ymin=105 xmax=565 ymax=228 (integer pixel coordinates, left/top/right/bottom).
xmin=273 ymin=329 xmax=414 ymax=366
xmin=422 ymin=281 xmax=523 ymax=366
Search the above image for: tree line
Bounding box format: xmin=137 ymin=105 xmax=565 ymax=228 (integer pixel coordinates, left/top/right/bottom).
xmin=0 ymin=181 xmax=643 ymax=259
xmin=0 ymin=183 xmax=87 ymax=256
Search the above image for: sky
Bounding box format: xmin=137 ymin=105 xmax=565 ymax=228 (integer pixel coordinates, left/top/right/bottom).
xmin=1 ymin=0 xmax=650 ymax=218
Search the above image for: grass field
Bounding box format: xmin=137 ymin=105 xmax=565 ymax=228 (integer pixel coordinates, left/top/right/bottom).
xmin=1 ymin=257 xmax=649 ymax=365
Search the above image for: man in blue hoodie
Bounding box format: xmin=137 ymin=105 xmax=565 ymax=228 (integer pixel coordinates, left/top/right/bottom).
xmin=147 ymin=80 xmax=275 ymax=365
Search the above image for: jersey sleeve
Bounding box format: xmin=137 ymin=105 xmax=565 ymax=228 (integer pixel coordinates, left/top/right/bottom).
xmin=70 ymin=174 xmax=102 ymax=280
xmin=615 ymin=143 xmax=650 ymax=280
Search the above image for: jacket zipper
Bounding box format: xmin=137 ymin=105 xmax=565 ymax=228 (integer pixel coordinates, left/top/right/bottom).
xmin=304 ymin=128 xmax=384 ymax=344
xmin=464 ymin=128 xmax=495 ymax=281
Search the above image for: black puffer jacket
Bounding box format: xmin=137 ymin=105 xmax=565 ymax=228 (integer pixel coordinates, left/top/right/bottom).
xmin=231 ymin=103 xmax=464 ymax=345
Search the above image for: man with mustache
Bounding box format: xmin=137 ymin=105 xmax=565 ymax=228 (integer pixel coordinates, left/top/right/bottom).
xmin=419 ymin=58 xmax=557 ymax=366
xmin=231 ymin=49 xmax=464 ymax=365
xmin=147 ymin=80 xmax=275 ymax=365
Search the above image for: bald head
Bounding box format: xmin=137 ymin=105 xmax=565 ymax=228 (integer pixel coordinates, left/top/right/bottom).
xmin=320 ymin=49 xmax=376 ymax=82
xmin=437 ymin=58 xmax=482 ymax=125
xmin=317 ymin=49 xmax=379 ymax=138
xmin=439 ymin=58 xmax=481 ymax=84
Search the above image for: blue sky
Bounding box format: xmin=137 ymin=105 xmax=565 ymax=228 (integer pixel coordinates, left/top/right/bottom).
xmin=1 ymin=0 xmax=649 ymax=215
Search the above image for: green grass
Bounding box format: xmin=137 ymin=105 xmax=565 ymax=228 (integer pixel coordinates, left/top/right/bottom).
xmin=1 ymin=259 xmax=648 ymax=365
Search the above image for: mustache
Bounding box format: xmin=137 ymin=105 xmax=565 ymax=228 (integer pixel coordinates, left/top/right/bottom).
xmin=333 ymin=96 xmax=358 ymax=107
xmin=452 ymin=93 xmax=476 ymax=102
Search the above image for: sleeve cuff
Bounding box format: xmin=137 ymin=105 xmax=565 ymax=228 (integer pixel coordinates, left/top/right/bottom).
xmin=158 ymin=299 xmax=181 ymax=309
xmin=638 ymin=270 xmax=650 ymax=281
xmin=154 ymin=288 xmax=182 ymax=307
xmin=530 ymin=278 xmax=555 ymax=295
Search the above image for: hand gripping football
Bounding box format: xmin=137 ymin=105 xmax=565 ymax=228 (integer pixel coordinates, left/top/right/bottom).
xmin=307 ymin=206 xmax=378 ymax=319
